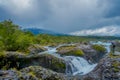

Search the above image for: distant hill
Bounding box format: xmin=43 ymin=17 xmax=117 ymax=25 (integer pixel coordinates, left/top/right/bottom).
xmin=23 ymin=28 xmax=67 ymax=36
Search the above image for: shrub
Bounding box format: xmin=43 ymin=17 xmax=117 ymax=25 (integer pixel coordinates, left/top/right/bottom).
xmin=16 ymin=33 xmax=34 ymax=52
xmin=0 ymin=51 xmax=6 ymax=57
xmin=0 ymin=40 xmax=5 ymax=51
xmin=0 ymin=20 xmax=34 ymax=52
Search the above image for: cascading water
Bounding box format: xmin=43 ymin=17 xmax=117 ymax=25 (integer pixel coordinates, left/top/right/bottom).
xmin=65 ymin=56 xmax=97 ymax=76
xmin=40 ymin=41 xmax=111 ymax=76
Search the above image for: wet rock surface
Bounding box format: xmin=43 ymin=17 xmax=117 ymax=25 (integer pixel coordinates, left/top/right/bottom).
xmin=83 ymin=55 xmax=120 ymax=80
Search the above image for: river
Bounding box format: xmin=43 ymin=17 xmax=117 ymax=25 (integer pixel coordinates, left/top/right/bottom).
xmin=40 ymin=41 xmax=111 ymax=76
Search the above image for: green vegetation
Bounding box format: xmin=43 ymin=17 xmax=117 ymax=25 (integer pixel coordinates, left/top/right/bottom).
xmin=109 ymin=52 xmax=120 ymax=58
xmin=57 ymin=45 xmax=76 ymax=51
xmin=57 ymin=45 xmax=84 ymax=56
xmin=28 ymin=71 xmax=36 ymax=78
xmin=0 ymin=20 xmax=34 ymax=53
xmin=92 ymin=44 xmax=106 ymax=52
xmin=66 ymin=49 xmax=84 ymax=56
xmin=35 ymin=34 xmax=91 ymax=46
xmin=112 ymin=61 xmax=120 ymax=72
xmin=0 ymin=20 xmax=119 ymax=55
xmin=40 ymin=54 xmax=66 ymax=72
xmin=0 ymin=20 xmax=93 ymax=54
xmin=0 ymin=51 xmax=6 ymax=57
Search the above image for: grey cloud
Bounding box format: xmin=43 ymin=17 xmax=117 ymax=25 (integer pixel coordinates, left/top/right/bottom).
xmin=0 ymin=0 xmax=120 ymax=33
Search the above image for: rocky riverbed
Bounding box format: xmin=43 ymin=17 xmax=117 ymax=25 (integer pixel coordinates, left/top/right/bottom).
xmin=0 ymin=41 xmax=120 ymax=80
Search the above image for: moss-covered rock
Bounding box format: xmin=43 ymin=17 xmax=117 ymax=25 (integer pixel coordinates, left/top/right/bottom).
xmin=21 ymin=66 xmax=67 ymax=80
xmin=57 ymin=45 xmax=76 ymax=52
xmin=57 ymin=45 xmax=84 ymax=56
xmin=0 ymin=66 xmax=67 ymax=80
xmin=0 ymin=52 xmax=66 ymax=73
xmin=0 ymin=70 xmax=38 ymax=80
xmin=92 ymin=44 xmax=106 ymax=53
xmin=64 ymin=49 xmax=84 ymax=56
xmin=57 ymin=44 xmax=106 ymax=63
xmin=28 ymin=44 xmax=47 ymax=54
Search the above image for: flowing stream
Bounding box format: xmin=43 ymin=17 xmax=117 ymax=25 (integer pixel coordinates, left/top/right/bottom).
xmin=40 ymin=41 xmax=111 ymax=76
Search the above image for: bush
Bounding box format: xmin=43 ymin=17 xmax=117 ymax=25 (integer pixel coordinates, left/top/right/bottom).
xmin=16 ymin=33 xmax=34 ymax=52
xmin=0 ymin=51 xmax=6 ymax=57
xmin=0 ymin=20 xmax=34 ymax=52
xmin=92 ymin=44 xmax=106 ymax=52
xmin=0 ymin=41 xmax=5 ymax=51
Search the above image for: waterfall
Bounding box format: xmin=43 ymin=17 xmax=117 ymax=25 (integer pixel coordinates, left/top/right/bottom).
xmin=64 ymin=56 xmax=97 ymax=76
xmin=40 ymin=41 xmax=111 ymax=76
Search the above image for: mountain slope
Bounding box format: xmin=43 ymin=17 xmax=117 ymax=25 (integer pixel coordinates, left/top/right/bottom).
xmin=24 ymin=28 xmax=66 ymax=35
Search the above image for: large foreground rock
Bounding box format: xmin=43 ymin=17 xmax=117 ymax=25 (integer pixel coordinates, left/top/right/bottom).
xmin=0 ymin=52 xmax=66 ymax=73
xmin=83 ymin=54 xmax=120 ymax=80
xmin=0 ymin=66 xmax=67 ymax=80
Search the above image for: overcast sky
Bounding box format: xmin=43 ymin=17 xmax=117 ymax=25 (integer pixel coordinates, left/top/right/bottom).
xmin=0 ymin=0 xmax=120 ymax=35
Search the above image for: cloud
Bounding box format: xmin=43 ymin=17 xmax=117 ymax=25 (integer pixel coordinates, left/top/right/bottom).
xmin=39 ymin=0 xmax=111 ymax=33
xmin=0 ymin=0 xmax=120 ymax=33
xmin=0 ymin=0 xmax=39 ymax=18
xmin=70 ymin=25 xmax=120 ymax=36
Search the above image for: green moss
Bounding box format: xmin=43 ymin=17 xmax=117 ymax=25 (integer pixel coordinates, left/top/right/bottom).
xmin=57 ymin=45 xmax=76 ymax=51
xmin=112 ymin=61 xmax=120 ymax=67
xmin=47 ymin=54 xmax=66 ymax=71
xmin=92 ymin=44 xmax=106 ymax=52
xmin=109 ymin=53 xmax=120 ymax=58
xmin=112 ymin=61 xmax=120 ymax=72
xmin=0 ymin=41 xmax=5 ymax=51
xmin=57 ymin=45 xmax=84 ymax=56
xmin=65 ymin=49 xmax=84 ymax=56
xmin=28 ymin=71 xmax=36 ymax=77
xmin=53 ymin=61 xmax=66 ymax=70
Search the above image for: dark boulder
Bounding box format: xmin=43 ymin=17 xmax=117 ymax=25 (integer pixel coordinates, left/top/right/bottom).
xmin=0 ymin=52 xmax=66 ymax=73
xmin=83 ymin=55 xmax=120 ymax=80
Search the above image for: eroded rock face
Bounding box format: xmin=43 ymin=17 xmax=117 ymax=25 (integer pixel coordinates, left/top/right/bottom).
xmin=57 ymin=45 xmax=84 ymax=57
xmin=21 ymin=66 xmax=67 ymax=80
xmin=83 ymin=55 xmax=120 ymax=80
xmin=57 ymin=44 xmax=106 ymax=63
xmin=0 ymin=53 xmax=66 ymax=73
xmin=0 ymin=66 xmax=67 ymax=80
xmin=0 ymin=70 xmax=38 ymax=80
xmin=28 ymin=44 xmax=47 ymax=54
